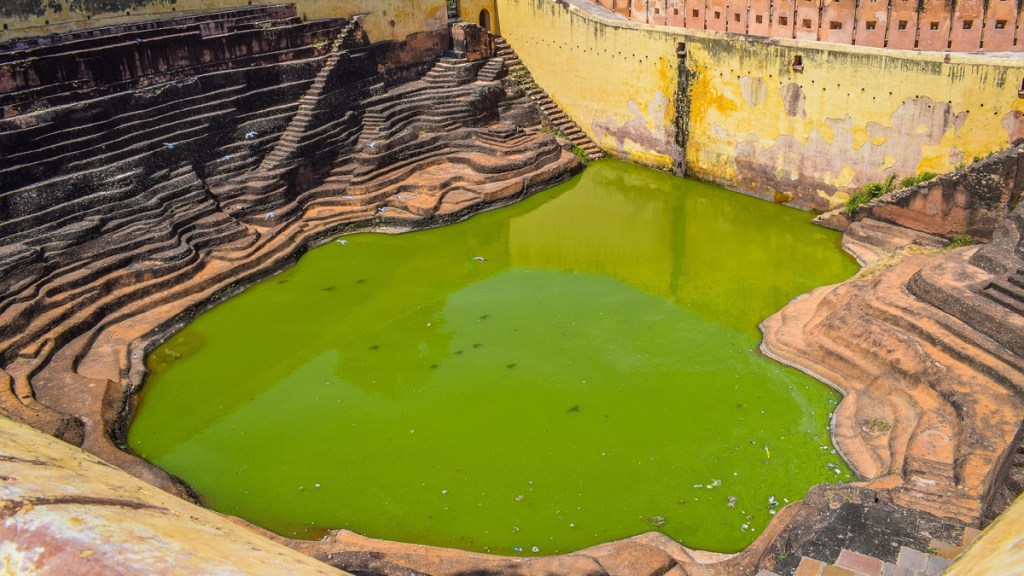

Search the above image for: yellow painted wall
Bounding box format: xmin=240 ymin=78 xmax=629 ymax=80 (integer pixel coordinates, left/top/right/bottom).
xmin=459 ymin=0 xmax=500 ymax=34
xmin=497 ymin=0 xmax=681 ymax=171
xmin=0 ymin=1 xmax=448 ymax=44
xmin=496 ymin=0 xmax=1024 ymax=210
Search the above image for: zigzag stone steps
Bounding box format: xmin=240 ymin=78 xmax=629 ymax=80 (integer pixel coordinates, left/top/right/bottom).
xmin=492 ymin=36 xmax=604 ymax=161
xmin=0 ymin=19 xmax=581 ymax=511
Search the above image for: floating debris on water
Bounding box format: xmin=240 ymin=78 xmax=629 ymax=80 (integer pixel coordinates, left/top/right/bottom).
xmin=646 ymin=515 xmax=666 ymax=527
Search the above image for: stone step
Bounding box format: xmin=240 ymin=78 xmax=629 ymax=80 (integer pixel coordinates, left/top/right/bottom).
xmin=835 ymin=549 xmax=884 ymax=575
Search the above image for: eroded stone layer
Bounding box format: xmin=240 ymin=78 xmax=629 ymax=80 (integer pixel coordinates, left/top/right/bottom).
xmin=762 ymin=206 xmax=1024 ymax=525
xmin=0 ymin=14 xmax=581 ymax=500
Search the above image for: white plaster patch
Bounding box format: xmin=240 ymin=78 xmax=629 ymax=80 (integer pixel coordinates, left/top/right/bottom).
xmin=591 ymin=90 xmax=680 ymax=162
xmin=738 ymin=76 xmax=767 ymax=108
xmin=0 ymin=541 xmax=43 ymax=576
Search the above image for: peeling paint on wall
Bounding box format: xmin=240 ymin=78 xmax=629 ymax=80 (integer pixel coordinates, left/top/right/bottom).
xmin=497 ymin=0 xmax=1024 ymax=211
xmin=732 ymin=96 xmax=969 ymax=210
xmin=739 ymin=76 xmax=766 ymax=108
xmin=780 ymin=83 xmax=805 ymax=117
xmin=591 ymin=92 xmax=680 ymax=166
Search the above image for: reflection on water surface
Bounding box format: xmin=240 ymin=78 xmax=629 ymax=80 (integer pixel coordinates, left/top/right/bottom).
xmin=130 ymin=159 xmax=859 ymax=554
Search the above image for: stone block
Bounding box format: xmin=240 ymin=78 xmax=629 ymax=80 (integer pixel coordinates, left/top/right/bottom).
xmin=796 ymin=557 xmax=826 ymax=576
xmin=925 ymin=555 xmax=951 ymax=576
xmin=897 ymin=547 xmax=929 ymax=572
xmin=928 ymin=539 xmax=962 ymax=560
xmin=881 ymin=562 xmax=914 ymax=576
xmin=836 ymin=549 xmax=884 ymax=576
xmin=962 ymin=526 xmax=982 ymax=546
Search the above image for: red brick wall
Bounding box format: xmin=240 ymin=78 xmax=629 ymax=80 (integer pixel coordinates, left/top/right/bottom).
xmin=983 ymin=0 xmax=1018 ymax=51
xmin=667 ymin=0 xmax=687 ymax=25
xmin=747 ymin=0 xmax=772 ymax=35
xmin=950 ymin=0 xmax=984 ymax=51
xmin=770 ymin=0 xmax=797 ymax=38
xmin=794 ymin=0 xmax=822 ymax=40
xmin=916 ymin=0 xmax=952 ymax=51
xmin=629 ymin=0 xmax=650 ymax=22
xmin=597 ymin=0 xmax=1018 ymax=52
xmin=706 ymin=0 xmax=730 ymax=31
xmin=821 ymin=0 xmax=856 ymax=44
xmin=683 ymin=0 xmax=706 ymax=29
xmin=649 ymin=0 xmax=669 ymax=24
xmin=727 ymin=0 xmax=749 ymax=33
xmin=852 ymin=0 xmax=887 ymax=47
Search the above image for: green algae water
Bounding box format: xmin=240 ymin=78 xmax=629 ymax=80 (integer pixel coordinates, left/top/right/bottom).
xmin=129 ymin=159 xmax=859 ymax=555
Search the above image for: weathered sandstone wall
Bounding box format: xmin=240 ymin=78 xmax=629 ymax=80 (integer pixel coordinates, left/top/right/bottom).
xmin=597 ymin=0 xmax=1024 ymax=53
xmin=0 ymin=415 xmax=354 ymax=576
xmin=496 ymin=0 xmax=1024 ymax=210
xmin=826 ymin=144 xmax=1024 ymax=240
xmin=0 ymin=13 xmax=580 ymax=500
xmin=0 ymin=0 xmax=448 ymax=45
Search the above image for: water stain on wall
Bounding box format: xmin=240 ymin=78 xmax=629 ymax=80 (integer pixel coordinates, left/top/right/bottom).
xmin=780 ymin=83 xmax=805 ymax=117
xmin=739 ymin=76 xmax=767 ymax=108
xmin=591 ymin=91 xmax=682 ymax=167
xmin=734 ymin=95 xmax=968 ymax=210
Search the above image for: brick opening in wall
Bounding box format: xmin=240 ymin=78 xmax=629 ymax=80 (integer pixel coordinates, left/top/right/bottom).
xmin=865 ymin=20 xmax=876 ymax=30
xmin=996 ymin=20 xmax=1007 ymax=29
xmin=693 ymin=9 xmax=699 ymax=17
xmin=714 ymin=11 xmax=721 ymax=19
xmin=898 ymin=20 xmax=908 ymax=30
xmin=779 ymin=16 xmax=788 ymax=25
xmin=735 ymin=13 xmax=740 ymax=22
xmin=792 ymin=54 xmax=803 ymax=70
xmin=802 ymin=19 xmax=811 ymax=28
xmin=964 ymin=20 xmax=974 ymax=29
xmin=756 ymin=15 xmax=763 ymax=23
xmin=830 ymin=21 xmax=842 ymax=30
xmin=1018 ymin=78 xmax=1024 ymax=98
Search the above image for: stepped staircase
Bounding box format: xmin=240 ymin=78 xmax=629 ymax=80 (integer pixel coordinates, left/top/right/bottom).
xmin=492 ymin=36 xmax=604 ymax=161
xmin=260 ymin=20 xmax=360 ymax=171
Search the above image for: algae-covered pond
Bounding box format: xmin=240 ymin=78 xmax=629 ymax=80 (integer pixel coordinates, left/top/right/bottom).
xmin=129 ymin=159 xmax=859 ymax=555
